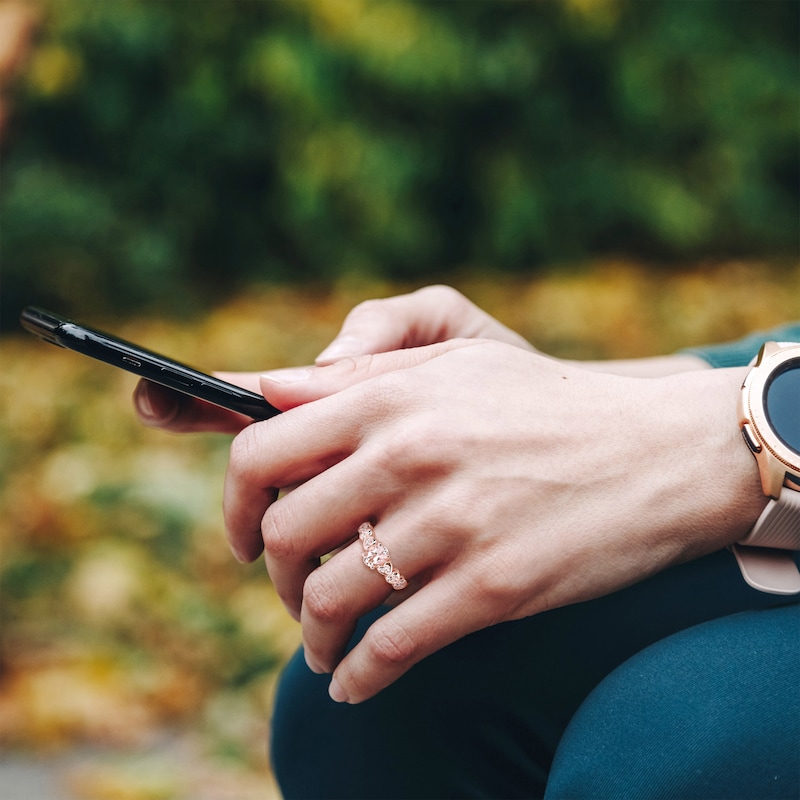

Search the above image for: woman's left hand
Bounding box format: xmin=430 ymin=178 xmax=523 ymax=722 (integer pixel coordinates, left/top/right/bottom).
xmin=225 ymin=338 xmax=762 ymax=703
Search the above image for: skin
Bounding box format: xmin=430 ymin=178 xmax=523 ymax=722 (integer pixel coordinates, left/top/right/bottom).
xmin=134 ymin=285 xmax=767 ymax=704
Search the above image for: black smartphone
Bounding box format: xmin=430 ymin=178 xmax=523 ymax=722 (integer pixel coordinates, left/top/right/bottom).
xmin=20 ymin=306 xmax=280 ymax=421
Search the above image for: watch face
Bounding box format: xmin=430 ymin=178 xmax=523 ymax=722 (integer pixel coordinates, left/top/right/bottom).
xmin=764 ymin=357 xmax=800 ymax=456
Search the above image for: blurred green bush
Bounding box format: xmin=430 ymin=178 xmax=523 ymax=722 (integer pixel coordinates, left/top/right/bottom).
xmin=2 ymin=0 xmax=798 ymax=326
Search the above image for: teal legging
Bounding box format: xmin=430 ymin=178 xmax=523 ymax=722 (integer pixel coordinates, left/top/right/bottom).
xmin=270 ymin=550 xmax=799 ymax=799
xmin=545 ymin=603 xmax=799 ymax=799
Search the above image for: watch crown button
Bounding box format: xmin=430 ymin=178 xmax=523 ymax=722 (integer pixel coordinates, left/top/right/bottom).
xmin=741 ymin=422 xmax=762 ymax=454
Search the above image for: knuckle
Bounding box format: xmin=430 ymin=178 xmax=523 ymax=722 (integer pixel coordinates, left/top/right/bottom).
xmin=333 ymin=352 xmax=376 ymax=379
xmin=369 ymin=422 xmax=418 ymax=475
xmin=261 ymin=502 xmax=299 ymax=561
xmin=366 ymin=617 xmax=419 ymax=667
xmin=371 ymin=416 xmax=455 ymax=481
xmin=469 ymin=555 xmax=518 ymax=608
xmin=302 ymin=570 xmax=347 ymax=624
xmin=346 ymin=298 xmax=388 ymax=326
xmin=228 ymin=426 xmax=261 ymax=481
xmin=422 ymin=284 xmax=467 ymax=309
xmin=353 ymin=370 xmax=414 ymax=424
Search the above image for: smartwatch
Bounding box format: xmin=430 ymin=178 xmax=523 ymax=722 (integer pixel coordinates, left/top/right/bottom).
xmin=734 ymin=341 xmax=800 ymax=595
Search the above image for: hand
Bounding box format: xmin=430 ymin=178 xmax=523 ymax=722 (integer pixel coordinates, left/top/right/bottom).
xmin=133 ymin=285 xmax=535 ymax=434
xmin=223 ymin=339 xmax=765 ymax=703
xmin=314 ymin=284 xmax=536 ymax=364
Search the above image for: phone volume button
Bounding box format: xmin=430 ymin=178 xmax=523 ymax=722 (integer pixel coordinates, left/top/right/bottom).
xmin=122 ymin=356 xmax=142 ymax=367
xmin=159 ymin=368 xmax=196 ymax=389
xmin=210 ymin=384 xmax=240 ymax=396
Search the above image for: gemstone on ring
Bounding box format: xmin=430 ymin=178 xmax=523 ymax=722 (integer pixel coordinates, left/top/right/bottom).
xmin=357 ymin=522 xmax=374 ymax=540
xmin=387 ymin=571 xmax=407 ymax=590
xmin=363 ymin=543 xmax=390 ymax=569
xmin=357 ymin=521 xmax=408 ymax=591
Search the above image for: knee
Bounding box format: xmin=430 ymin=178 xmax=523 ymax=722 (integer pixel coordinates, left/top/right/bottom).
xmin=546 ymin=607 xmax=800 ymax=800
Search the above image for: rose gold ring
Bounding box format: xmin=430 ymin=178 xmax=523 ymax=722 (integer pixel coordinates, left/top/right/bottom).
xmin=358 ymin=522 xmax=408 ymax=591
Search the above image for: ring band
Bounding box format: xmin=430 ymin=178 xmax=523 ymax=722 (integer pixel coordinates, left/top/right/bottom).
xmin=358 ymin=522 xmax=408 ymax=591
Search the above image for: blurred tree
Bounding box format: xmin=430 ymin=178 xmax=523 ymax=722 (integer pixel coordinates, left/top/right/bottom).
xmin=1 ymin=0 xmax=797 ymax=326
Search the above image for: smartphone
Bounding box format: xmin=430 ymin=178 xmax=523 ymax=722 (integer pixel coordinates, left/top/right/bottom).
xmin=20 ymin=306 xmax=280 ymax=421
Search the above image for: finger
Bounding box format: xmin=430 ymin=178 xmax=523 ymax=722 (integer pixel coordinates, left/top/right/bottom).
xmin=134 ymin=379 xmax=253 ymax=434
xmin=258 ymin=455 xmax=386 ymax=615
xmin=236 ymin=418 xmax=412 ymax=608
xmin=314 ymin=287 xmax=453 ymax=365
xmin=315 ymin=285 xmax=529 ymax=365
xmin=299 ymin=538 xmax=390 ymax=673
xmin=225 ymin=342 xmax=472 ymax=568
xmin=223 ymin=391 xmax=371 ymax=563
xmin=227 ymin=343 xmax=472 ymax=564
xmin=300 ymin=522 xmax=426 ymax=675
xmin=328 ymin=570 xmax=486 ymax=704
xmin=260 ymin=338 xmax=478 ymax=410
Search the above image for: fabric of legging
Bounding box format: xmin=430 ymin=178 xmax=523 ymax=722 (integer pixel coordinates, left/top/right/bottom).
xmin=270 ymin=549 xmax=799 ymax=799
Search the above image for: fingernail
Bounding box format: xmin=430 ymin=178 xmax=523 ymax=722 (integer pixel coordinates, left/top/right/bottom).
xmin=259 ymin=367 xmax=312 ymax=385
xmin=134 ymin=383 xmax=155 ymax=417
xmin=134 ymin=381 xmax=178 ymax=423
xmin=304 ymin=649 xmax=325 ymax=675
xmin=328 ymin=677 xmax=349 ymax=704
xmin=315 ymin=336 xmax=364 ymax=365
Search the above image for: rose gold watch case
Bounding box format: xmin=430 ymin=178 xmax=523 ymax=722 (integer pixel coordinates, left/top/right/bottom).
xmin=737 ymin=341 xmax=800 ymax=499
xmin=734 ymin=341 xmax=800 ymax=595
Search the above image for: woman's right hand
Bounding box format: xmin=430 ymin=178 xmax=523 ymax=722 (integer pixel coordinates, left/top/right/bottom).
xmin=134 ymin=286 xmax=535 ymax=434
xmin=314 ymin=285 xmax=536 ymax=365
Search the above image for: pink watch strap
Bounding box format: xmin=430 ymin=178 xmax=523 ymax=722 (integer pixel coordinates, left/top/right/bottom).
xmin=732 ymin=486 xmax=800 ymax=595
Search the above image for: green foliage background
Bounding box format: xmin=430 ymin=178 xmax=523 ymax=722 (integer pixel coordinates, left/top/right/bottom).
xmin=2 ymin=0 xmax=798 ymax=326
xmin=0 ymin=2 xmax=798 ymax=793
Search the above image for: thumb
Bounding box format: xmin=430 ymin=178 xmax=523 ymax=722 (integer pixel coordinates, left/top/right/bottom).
xmin=315 ymin=286 xmax=536 ymax=365
xmin=314 ymin=286 xmax=483 ymax=365
xmin=261 ymin=339 xmax=477 ymax=409
xmin=313 ymin=291 xmax=433 ymax=366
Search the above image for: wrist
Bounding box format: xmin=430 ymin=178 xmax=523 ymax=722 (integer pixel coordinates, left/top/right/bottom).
xmin=653 ymin=367 xmax=767 ymax=556
xmin=707 ymin=367 xmax=772 ymax=543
